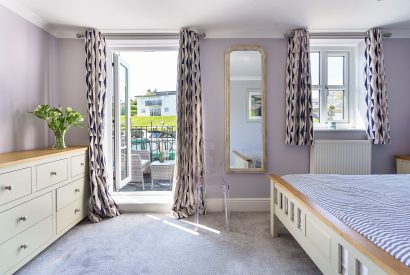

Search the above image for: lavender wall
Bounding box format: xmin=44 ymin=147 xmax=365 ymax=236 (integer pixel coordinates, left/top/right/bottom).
xmin=0 ymin=5 xmax=57 ymax=153
xmin=55 ymin=39 xmax=88 ymax=146
xmin=201 ymin=38 xmax=410 ymax=198
xmin=372 ymin=39 xmax=410 ymax=173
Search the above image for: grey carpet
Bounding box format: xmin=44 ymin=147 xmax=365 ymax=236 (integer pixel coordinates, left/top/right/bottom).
xmin=16 ymin=213 xmax=321 ymax=275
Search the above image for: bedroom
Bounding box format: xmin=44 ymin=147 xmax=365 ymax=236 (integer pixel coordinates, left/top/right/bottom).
xmin=0 ymin=0 xmax=409 ymax=274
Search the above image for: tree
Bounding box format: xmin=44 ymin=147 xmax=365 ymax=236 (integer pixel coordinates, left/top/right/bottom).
xmin=130 ymin=99 xmax=138 ymax=116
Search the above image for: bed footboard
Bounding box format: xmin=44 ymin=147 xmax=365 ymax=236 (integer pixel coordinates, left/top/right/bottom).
xmin=269 ymin=174 xmax=406 ymax=275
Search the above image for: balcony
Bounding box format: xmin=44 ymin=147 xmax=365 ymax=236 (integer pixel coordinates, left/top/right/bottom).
xmin=117 ymin=124 xmax=176 ymax=192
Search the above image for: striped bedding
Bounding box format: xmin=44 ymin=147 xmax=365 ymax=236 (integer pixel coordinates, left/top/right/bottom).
xmin=282 ymin=174 xmax=410 ymax=267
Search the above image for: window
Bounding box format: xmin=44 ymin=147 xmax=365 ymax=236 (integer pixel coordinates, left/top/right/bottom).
xmin=164 ymin=107 xmax=169 ymax=113
xmin=140 ymin=108 xmax=145 ymax=113
xmin=150 ymin=108 xmax=161 ymax=116
xmin=145 ymin=99 xmax=162 ymax=106
xmin=311 ymin=49 xmax=349 ymax=125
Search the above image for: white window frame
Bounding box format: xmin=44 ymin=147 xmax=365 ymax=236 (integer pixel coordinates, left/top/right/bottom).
xmin=311 ymin=42 xmax=361 ymax=130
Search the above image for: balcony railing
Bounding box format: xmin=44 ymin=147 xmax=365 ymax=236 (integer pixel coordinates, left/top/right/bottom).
xmin=131 ymin=123 xmax=176 ymax=161
xmin=144 ymin=100 xmax=162 ymax=106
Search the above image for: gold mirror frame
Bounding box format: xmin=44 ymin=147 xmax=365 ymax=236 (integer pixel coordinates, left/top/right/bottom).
xmin=225 ymin=45 xmax=267 ymax=173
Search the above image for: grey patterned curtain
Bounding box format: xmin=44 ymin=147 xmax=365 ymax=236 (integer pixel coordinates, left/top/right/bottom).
xmin=85 ymin=29 xmax=120 ymax=222
xmin=172 ymin=29 xmax=206 ymax=219
xmin=285 ymin=29 xmax=314 ymax=146
xmin=364 ymin=28 xmax=390 ymax=144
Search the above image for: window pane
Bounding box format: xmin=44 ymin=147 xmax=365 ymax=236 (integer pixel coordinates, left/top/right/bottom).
xmin=327 ymin=56 xmax=344 ymax=85
xmin=310 ymin=52 xmax=320 ymax=85
xmin=327 ymin=90 xmax=344 ymax=121
xmin=312 ymin=89 xmax=320 ymax=123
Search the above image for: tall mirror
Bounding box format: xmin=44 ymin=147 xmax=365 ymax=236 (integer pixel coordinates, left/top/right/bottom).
xmin=225 ymin=46 xmax=266 ymax=173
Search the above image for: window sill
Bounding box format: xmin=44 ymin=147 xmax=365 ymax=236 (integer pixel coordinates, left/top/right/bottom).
xmin=314 ymin=128 xmax=366 ymax=132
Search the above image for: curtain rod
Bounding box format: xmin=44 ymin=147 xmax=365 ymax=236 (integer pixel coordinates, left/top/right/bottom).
xmin=284 ymin=32 xmax=392 ymax=39
xmin=75 ymin=32 xmax=206 ymax=39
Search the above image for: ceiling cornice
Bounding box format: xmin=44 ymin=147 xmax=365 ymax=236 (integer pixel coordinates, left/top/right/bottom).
xmin=2 ymin=1 xmax=410 ymax=39
xmin=0 ymin=0 xmax=56 ymax=36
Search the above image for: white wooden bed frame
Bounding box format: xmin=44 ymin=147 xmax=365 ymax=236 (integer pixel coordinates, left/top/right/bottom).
xmin=269 ymin=174 xmax=410 ymax=275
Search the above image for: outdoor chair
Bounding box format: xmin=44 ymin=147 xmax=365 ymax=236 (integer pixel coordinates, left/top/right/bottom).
xmin=131 ymin=153 xmax=151 ymax=191
xmin=133 ymin=150 xmax=151 ymax=174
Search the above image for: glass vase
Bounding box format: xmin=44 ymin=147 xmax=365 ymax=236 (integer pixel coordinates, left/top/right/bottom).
xmin=53 ymin=130 xmax=67 ymax=149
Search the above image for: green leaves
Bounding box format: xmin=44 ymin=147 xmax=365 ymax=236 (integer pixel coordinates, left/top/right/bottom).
xmin=32 ymin=104 xmax=85 ymax=132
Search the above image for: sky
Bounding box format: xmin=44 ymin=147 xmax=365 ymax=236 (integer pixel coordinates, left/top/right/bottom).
xmin=310 ymin=52 xmax=344 ymax=86
xmin=118 ymin=51 xmax=178 ymax=97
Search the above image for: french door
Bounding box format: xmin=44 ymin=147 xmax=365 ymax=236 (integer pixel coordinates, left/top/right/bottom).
xmin=113 ymin=54 xmax=131 ymax=190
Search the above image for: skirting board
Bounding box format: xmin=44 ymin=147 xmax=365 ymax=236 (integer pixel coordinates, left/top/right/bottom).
xmin=115 ymin=196 xmax=270 ymax=213
xmin=207 ymin=198 xmax=270 ymax=212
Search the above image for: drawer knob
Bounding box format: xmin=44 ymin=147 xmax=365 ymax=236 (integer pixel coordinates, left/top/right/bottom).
xmin=50 ymin=171 xmax=57 ymax=176
xmin=80 ymin=162 xmax=85 ymax=166
xmin=19 ymin=216 xmax=28 ymax=221
xmin=20 ymin=243 xmax=29 ymax=249
xmin=74 ymin=208 xmax=80 ymax=213
xmin=75 ymin=188 xmax=81 ymax=193
xmin=4 ymin=185 xmax=13 ymax=190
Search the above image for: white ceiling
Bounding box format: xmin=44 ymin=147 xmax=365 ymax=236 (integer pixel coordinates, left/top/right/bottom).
xmin=1 ymin=0 xmax=410 ymax=38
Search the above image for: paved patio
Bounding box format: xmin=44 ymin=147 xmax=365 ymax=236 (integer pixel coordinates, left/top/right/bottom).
xmin=118 ymin=175 xmax=173 ymax=192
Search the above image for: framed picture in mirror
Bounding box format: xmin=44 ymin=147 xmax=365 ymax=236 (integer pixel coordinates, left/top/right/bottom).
xmin=247 ymin=89 xmax=262 ymax=121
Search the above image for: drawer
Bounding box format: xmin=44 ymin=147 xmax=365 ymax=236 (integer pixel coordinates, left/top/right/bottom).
xmin=71 ymin=154 xmax=87 ymax=178
xmin=57 ymin=178 xmax=87 ymax=211
xmin=57 ymin=198 xmax=87 ymax=233
xmin=397 ymin=159 xmax=410 ymax=174
xmin=0 ymin=216 xmax=52 ymax=274
xmin=0 ymin=192 xmax=52 ymax=244
xmin=36 ymin=159 xmax=68 ymax=190
xmin=0 ymin=168 xmax=32 ymax=206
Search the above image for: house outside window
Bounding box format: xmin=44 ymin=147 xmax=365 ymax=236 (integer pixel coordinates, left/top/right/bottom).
xmin=135 ymin=91 xmax=176 ymax=117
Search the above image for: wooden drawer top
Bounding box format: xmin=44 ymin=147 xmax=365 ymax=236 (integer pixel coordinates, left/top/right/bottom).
xmin=395 ymin=155 xmax=410 ymax=161
xmin=0 ymin=147 xmax=87 ymax=169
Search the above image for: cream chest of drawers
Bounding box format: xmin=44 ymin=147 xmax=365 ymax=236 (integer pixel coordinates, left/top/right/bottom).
xmin=0 ymin=147 xmax=89 ymax=275
xmin=395 ymin=155 xmax=410 ymax=174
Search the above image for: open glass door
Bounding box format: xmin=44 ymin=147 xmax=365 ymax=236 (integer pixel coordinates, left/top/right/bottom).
xmin=114 ymin=53 xmax=131 ymax=190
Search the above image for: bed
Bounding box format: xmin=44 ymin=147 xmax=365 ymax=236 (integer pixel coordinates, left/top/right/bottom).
xmin=269 ymin=173 xmax=410 ymax=275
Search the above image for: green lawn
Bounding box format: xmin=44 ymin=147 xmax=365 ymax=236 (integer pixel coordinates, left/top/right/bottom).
xmin=123 ymin=115 xmax=177 ymax=127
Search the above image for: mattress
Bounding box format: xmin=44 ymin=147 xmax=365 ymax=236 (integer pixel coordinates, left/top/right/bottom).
xmin=282 ymin=174 xmax=410 ymax=267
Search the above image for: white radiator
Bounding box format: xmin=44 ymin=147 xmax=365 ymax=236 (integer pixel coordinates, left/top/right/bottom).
xmin=310 ymin=140 xmax=372 ymax=175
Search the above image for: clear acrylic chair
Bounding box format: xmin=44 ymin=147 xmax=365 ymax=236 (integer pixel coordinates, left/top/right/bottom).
xmin=194 ymin=142 xmax=230 ymax=231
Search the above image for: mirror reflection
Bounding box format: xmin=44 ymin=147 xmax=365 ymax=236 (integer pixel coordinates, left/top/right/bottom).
xmin=225 ymin=46 xmax=266 ymax=173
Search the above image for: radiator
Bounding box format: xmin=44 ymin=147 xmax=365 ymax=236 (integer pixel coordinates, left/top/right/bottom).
xmin=310 ymin=140 xmax=372 ymax=175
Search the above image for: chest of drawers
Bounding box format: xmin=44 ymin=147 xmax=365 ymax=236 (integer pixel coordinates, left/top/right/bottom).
xmin=0 ymin=147 xmax=89 ymax=275
xmin=395 ymin=155 xmax=410 ymax=174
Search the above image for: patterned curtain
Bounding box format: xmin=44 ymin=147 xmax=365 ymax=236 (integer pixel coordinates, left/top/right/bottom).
xmin=172 ymin=29 xmax=206 ymax=219
xmin=85 ymin=29 xmax=120 ymax=222
xmin=364 ymin=28 xmax=390 ymax=144
xmin=285 ymin=29 xmax=314 ymax=146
